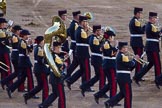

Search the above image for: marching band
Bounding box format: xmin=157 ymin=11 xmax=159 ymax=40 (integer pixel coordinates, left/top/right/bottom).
xmin=0 ymin=5 xmax=162 ymax=108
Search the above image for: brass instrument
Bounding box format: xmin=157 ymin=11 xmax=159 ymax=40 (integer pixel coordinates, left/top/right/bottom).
xmin=83 ymin=12 xmax=94 ymax=32
xmin=155 ymin=17 xmax=162 ymax=48
xmin=156 ymin=17 xmax=162 ymax=31
xmin=99 ymin=26 xmax=116 ymax=42
xmin=44 ymin=16 xmax=66 ymax=77
xmin=66 ymin=12 xmax=94 ymax=33
xmin=139 ymin=18 xmax=147 ymax=26
xmin=0 ymin=61 xmax=10 ymax=72
xmin=84 ymin=12 xmax=94 ymax=22
xmin=0 ymin=0 xmax=6 ymax=15
xmin=127 ymin=51 xmax=149 ymax=65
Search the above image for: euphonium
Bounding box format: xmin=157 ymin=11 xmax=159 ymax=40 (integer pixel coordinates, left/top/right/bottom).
xmin=44 ymin=16 xmax=66 ymax=77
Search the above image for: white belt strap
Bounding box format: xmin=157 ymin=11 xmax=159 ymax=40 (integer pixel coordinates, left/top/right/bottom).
xmin=117 ymin=70 xmax=131 ymax=74
xmin=130 ymin=34 xmax=143 ymax=37
xmin=146 ymin=39 xmax=159 ymax=42
xmin=34 ymin=60 xmax=38 ymax=63
xmin=103 ymin=56 xmax=116 ymax=60
xmin=71 ymin=40 xmax=76 ymax=43
xmin=33 ymin=44 xmax=37 ymax=47
xmin=76 ymin=43 xmax=89 ymax=47
xmin=12 ymin=49 xmax=18 ymax=51
xmin=91 ymin=53 xmax=103 ymax=57
xmin=19 ymin=54 xmax=29 ymax=56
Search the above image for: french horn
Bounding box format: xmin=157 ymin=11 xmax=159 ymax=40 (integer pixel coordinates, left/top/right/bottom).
xmin=0 ymin=0 xmax=6 ymax=15
xmin=44 ymin=16 xmax=66 ymax=77
xmin=84 ymin=12 xmax=94 ymax=22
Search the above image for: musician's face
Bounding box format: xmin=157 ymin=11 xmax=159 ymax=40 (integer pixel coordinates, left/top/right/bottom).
xmin=53 ymin=45 xmax=61 ymax=54
xmin=39 ymin=40 xmax=44 ymax=47
xmin=61 ymin=14 xmax=67 ymax=21
xmin=136 ymin=12 xmax=142 ymax=19
xmin=150 ymin=17 xmax=157 ymax=24
xmin=76 ymin=14 xmax=80 ymax=21
xmin=16 ymin=30 xmax=21 ymax=36
xmin=109 ymin=36 xmax=115 ymax=41
xmin=96 ymin=29 xmax=102 ymax=36
xmin=0 ymin=22 xmax=7 ymax=29
xmin=82 ymin=21 xmax=88 ymax=28
xmin=23 ymin=35 xmax=29 ymax=40
xmin=122 ymin=46 xmax=128 ymax=53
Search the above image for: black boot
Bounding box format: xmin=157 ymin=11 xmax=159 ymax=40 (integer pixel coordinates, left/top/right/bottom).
xmin=93 ymin=94 xmax=99 ymax=104
xmin=80 ymin=85 xmax=85 ymax=97
xmin=38 ymin=104 xmax=44 ymax=108
xmin=133 ymin=76 xmax=140 ymax=86
xmin=23 ymin=94 xmax=29 ymax=104
xmin=155 ymin=79 xmax=160 ymax=89
xmin=65 ymin=80 xmax=71 ymax=90
xmin=104 ymin=101 xmax=111 ymax=108
xmin=6 ymin=88 xmax=12 ymax=98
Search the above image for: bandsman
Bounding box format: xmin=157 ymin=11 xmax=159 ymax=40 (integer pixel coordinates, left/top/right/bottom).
xmin=0 ymin=25 xmax=23 ymax=90
xmin=0 ymin=18 xmax=12 ymax=89
xmin=65 ymin=10 xmax=81 ymax=79
xmin=134 ymin=12 xmax=162 ymax=88
xmin=80 ymin=25 xmax=105 ymax=96
xmin=66 ymin=15 xmax=92 ymax=91
xmin=23 ymin=36 xmax=49 ymax=104
xmin=104 ymin=42 xmax=139 ymax=108
xmin=58 ymin=10 xmax=71 ymax=68
xmin=39 ymin=41 xmax=66 ymax=108
xmin=6 ymin=29 xmax=34 ymax=98
xmin=129 ymin=7 xmax=145 ymax=77
xmin=94 ymin=29 xmax=118 ymax=104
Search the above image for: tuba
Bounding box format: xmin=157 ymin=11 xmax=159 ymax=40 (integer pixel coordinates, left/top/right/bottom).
xmin=44 ymin=16 xmax=66 ymax=77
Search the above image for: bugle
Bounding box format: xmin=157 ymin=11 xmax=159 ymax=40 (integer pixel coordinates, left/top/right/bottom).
xmin=127 ymin=51 xmax=149 ymax=65
xmin=0 ymin=61 xmax=10 ymax=72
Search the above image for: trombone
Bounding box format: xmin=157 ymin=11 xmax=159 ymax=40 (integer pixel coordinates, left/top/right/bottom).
xmin=127 ymin=51 xmax=149 ymax=65
xmin=0 ymin=61 xmax=10 ymax=72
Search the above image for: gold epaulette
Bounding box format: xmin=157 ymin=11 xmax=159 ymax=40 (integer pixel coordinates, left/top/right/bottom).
xmin=75 ymin=23 xmax=78 ymax=30
xmin=81 ymin=29 xmax=87 ymax=39
xmin=122 ymin=54 xmax=129 ymax=62
xmin=93 ymin=37 xmax=99 ymax=45
xmin=12 ymin=36 xmax=18 ymax=43
xmin=55 ymin=55 xmax=63 ymax=64
xmin=103 ymin=41 xmax=110 ymax=49
xmin=0 ymin=30 xmax=6 ymax=38
xmin=38 ymin=47 xmax=44 ymax=57
xmin=151 ymin=24 xmax=157 ymax=32
xmin=21 ymin=41 xmax=27 ymax=49
xmin=135 ymin=19 xmax=141 ymax=27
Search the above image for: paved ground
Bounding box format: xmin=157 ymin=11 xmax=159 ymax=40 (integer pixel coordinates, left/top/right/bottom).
xmin=1 ymin=0 xmax=162 ymax=108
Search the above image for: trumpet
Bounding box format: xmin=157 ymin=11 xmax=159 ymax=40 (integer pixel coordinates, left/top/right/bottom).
xmin=127 ymin=51 xmax=149 ymax=65
xmin=0 ymin=61 xmax=10 ymax=72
